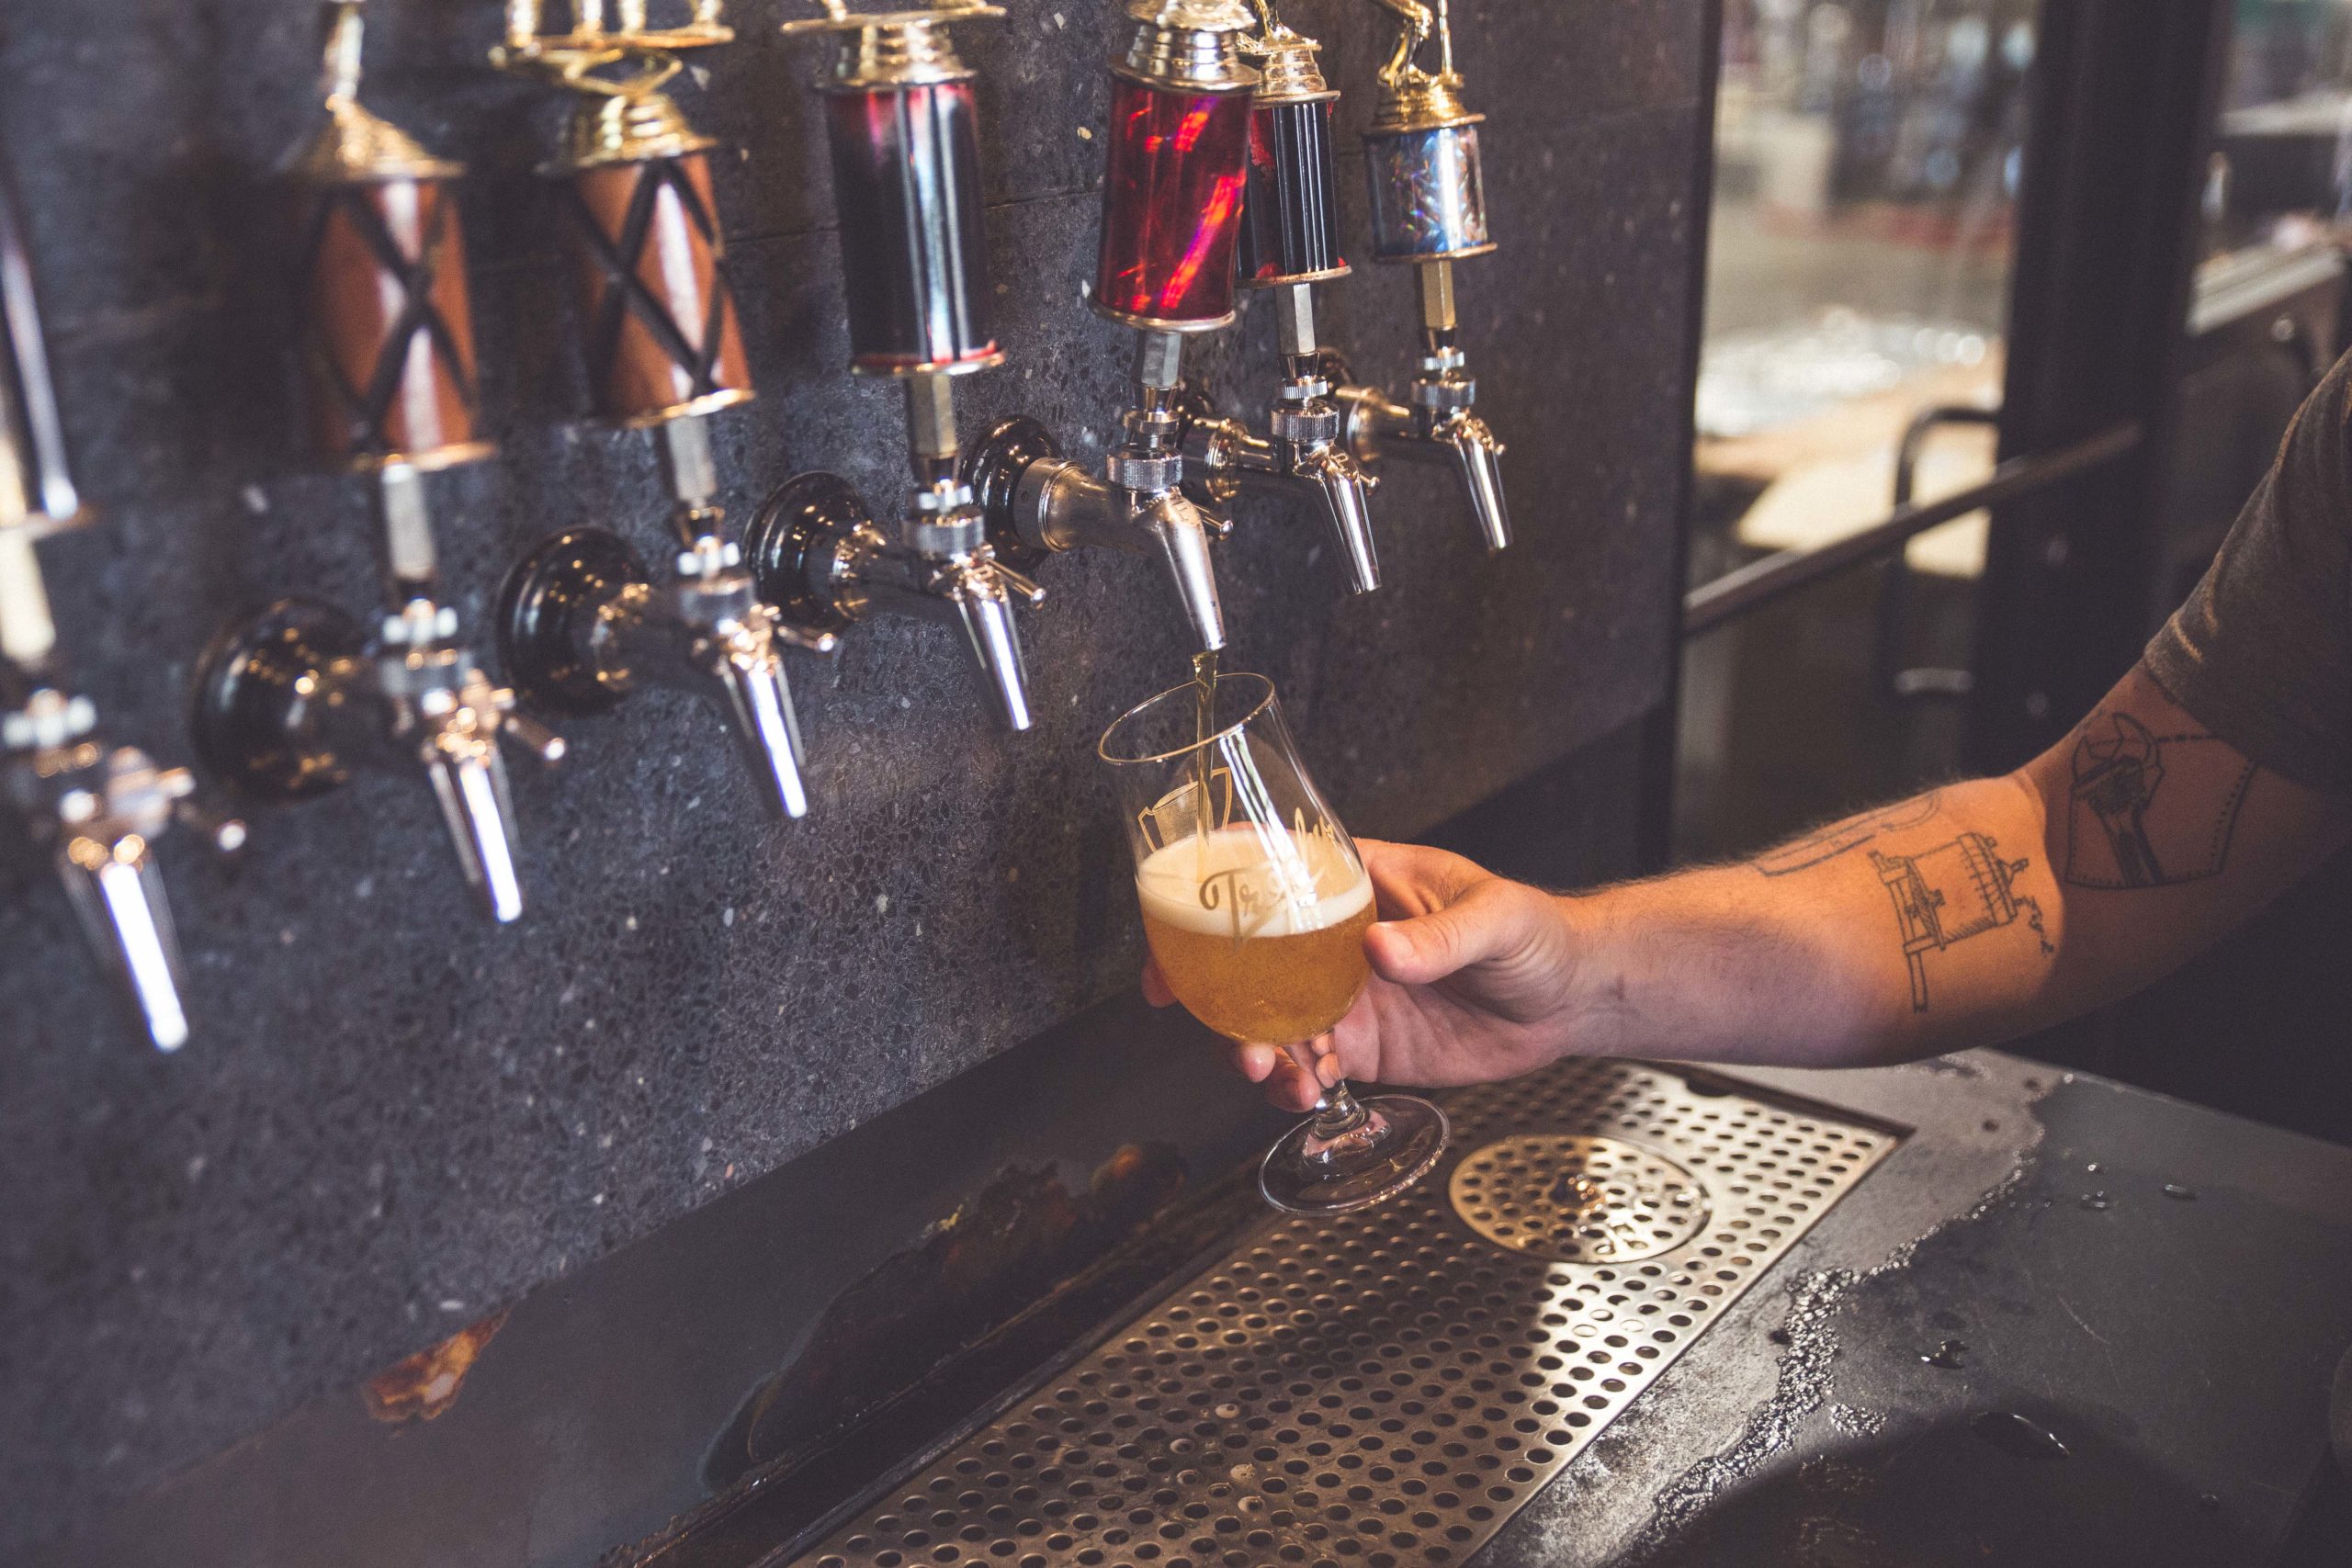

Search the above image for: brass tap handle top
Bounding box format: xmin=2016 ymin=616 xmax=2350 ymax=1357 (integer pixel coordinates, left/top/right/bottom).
xmin=288 ymin=3 xmax=461 ymax=184
xmin=500 ymin=0 xmax=732 ymax=66
xmin=777 ymin=1 xmax=1004 ymax=39
xmin=1360 ymin=0 xmax=1474 ymax=128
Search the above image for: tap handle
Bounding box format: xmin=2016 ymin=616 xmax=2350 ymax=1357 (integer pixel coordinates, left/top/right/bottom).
xmin=494 ymin=702 xmax=567 ymax=766
xmin=1298 ymin=443 xmax=1383 ymax=594
xmin=989 ymin=559 xmax=1046 ymax=608
xmin=56 ymin=827 xmax=192 ymax=1053
xmin=772 ymin=623 xmax=840 ymax=655
xmin=949 ymin=558 xmax=1039 ymax=733
xmin=174 ymin=794 xmax=249 ymax=853
xmin=1441 ymin=413 xmax=1510 ymax=552
xmin=716 ymin=649 xmax=813 ymax=821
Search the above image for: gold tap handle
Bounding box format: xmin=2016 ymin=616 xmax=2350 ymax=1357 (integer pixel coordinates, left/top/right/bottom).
xmin=1363 ymin=0 xmax=1434 ymax=89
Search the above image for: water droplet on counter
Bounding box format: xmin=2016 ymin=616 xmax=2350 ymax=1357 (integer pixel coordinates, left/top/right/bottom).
xmin=2197 ymin=1492 xmax=2221 ymax=1512
xmin=1920 ymin=1337 xmax=1968 ymax=1370
xmin=1972 ymin=1410 xmax=2069 ymax=1461
xmin=2085 ymin=1161 xmax=2100 ymax=1174
xmin=2163 ymin=1183 xmax=2197 ymax=1201
xmin=2080 ymin=1191 xmax=2110 ymax=1211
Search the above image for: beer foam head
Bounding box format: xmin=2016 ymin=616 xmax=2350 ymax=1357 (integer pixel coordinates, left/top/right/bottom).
xmin=1136 ymin=825 xmax=1372 ymax=938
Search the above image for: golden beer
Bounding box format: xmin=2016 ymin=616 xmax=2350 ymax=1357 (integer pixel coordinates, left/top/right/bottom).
xmin=1137 ymin=826 xmax=1375 ymax=1042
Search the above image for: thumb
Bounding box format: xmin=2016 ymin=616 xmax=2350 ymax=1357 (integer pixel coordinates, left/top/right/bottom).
xmin=1364 ymin=879 xmax=1532 ymax=986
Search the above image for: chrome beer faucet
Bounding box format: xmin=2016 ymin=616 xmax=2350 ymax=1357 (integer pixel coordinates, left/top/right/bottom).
xmin=1177 ymin=283 xmax=1381 ymax=592
xmin=967 ymin=330 xmax=1231 ymax=653
xmin=0 ymin=147 xmax=233 ymax=1051
xmin=751 ymin=4 xmax=1043 ymax=732
xmin=1326 ymin=261 xmax=1507 ymax=551
xmin=501 ymin=419 xmax=834 ymax=819
xmin=749 ymin=369 xmax=1044 ymax=732
xmin=493 ymin=6 xmax=834 ymax=816
xmin=1174 ymin=11 xmax=1378 ymax=592
xmin=195 ymin=469 xmax=563 ymax=925
xmin=1326 ymin=0 xmax=1510 ymax=552
xmin=193 ymin=5 xmax=559 ymax=923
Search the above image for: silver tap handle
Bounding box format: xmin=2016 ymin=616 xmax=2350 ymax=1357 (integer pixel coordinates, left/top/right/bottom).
xmin=425 ymin=745 xmax=527 ymax=924
xmin=1136 ymin=491 xmax=1228 ymax=652
xmin=495 ymin=705 xmax=568 ymax=766
xmin=990 ymin=560 xmax=1047 ymax=608
xmin=1442 ymin=415 xmax=1510 ymax=553
xmin=950 ymin=562 xmax=1038 ymax=733
xmin=56 ymin=831 xmax=191 ymax=1053
xmin=1297 ymin=446 xmax=1383 ymax=595
xmin=717 ymin=650 xmax=813 ymax=820
xmin=773 ymin=624 xmax=841 ymax=655
xmin=174 ymin=795 xmax=248 ymax=853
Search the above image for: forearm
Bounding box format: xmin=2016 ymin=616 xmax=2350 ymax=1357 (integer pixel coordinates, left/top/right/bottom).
xmin=1552 ymin=775 xmax=2064 ymax=1066
xmin=1544 ymin=668 xmax=2351 ymax=1070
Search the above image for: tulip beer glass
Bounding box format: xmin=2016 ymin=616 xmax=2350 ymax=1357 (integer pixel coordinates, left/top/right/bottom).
xmin=1100 ymin=669 xmax=1448 ymax=1212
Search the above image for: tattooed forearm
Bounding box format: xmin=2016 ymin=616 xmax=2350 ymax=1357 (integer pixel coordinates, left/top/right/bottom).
xmin=2065 ymin=712 xmax=2255 ymax=889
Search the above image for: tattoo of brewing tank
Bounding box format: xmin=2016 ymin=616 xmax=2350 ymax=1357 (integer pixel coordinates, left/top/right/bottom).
xmin=1870 ymin=833 xmax=2053 ymax=1011
xmin=2065 ymin=713 xmax=2254 ymax=889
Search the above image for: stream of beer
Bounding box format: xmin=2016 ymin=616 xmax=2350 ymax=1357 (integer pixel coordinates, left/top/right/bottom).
xmin=1190 ymin=648 xmax=1219 ymax=874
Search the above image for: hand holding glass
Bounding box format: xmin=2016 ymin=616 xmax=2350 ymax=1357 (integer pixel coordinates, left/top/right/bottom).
xmin=1100 ymin=671 xmax=1448 ymax=1213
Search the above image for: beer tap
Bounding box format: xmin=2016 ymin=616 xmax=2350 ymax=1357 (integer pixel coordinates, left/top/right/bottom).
xmin=962 ymin=0 xmax=1262 ymax=655
xmin=492 ymin=2 xmax=834 ymax=819
xmin=0 ymin=158 xmax=238 ymax=1051
xmin=1172 ymin=6 xmax=1380 ymax=592
xmin=194 ymin=2 xmax=560 ymax=924
xmin=744 ymin=1 xmax=1042 ymax=733
xmin=1325 ymin=0 xmax=1509 ymax=552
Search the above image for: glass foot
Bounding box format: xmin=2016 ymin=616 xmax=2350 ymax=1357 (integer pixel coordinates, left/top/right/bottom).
xmin=1260 ymin=1094 xmax=1451 ymax=1214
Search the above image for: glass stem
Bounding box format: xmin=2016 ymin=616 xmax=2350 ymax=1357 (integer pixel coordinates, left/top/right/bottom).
xmin=1282 ymin=1040 xmax=1371 ymax=1137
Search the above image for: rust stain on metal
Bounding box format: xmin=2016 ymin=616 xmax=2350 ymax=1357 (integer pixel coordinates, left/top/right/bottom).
xmin=363 ymin=1308 xmax=510 ymax=1424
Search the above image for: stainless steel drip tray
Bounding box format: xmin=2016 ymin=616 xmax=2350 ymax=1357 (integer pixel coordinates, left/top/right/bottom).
xmin=788 ymin=1060 xmax=1901 ymax=1568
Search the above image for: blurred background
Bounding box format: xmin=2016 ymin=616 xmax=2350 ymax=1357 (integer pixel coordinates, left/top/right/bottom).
xmin=1679 ymin=0 xmax=2352 ymax=859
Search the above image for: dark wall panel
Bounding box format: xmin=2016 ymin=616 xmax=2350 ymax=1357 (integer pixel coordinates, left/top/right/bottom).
xmin=0 ymin=1 xmax=1709 ymax=1554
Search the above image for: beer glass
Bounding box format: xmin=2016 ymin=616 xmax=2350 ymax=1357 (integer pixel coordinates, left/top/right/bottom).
xmin=1100 ymin=671 xmax=1449 ymax=1213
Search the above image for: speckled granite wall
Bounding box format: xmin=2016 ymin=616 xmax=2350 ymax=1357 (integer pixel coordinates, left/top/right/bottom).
xmin=0 ymin=0 xmax=1706 ymax=1554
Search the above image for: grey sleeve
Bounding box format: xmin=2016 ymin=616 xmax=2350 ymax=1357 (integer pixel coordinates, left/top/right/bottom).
xmin=2143 ymin=352 xmax=2352 ymax=794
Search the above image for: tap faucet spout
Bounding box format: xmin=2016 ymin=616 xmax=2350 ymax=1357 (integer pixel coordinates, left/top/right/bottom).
xmin=1291 ymin=437 xmax=1382 ymax=592
xmin=1136 ymin=489 xmax=1230 ymax=652
xmin=1442 ymin=408 xmax=1510 ymax=552
xmin=5 ymin=682 xmax=225 ymax=1051
xmin=423 ymin=726 xmax=526 ymax=925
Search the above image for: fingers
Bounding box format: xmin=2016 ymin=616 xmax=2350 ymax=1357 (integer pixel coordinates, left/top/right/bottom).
xmin=1357 ymin=839 xmax=1494 ymax=919
xmin=1141 ymin=961 xmax=1174 ymax=1008
xmin=1364 ymin=877 xmax=1533 ymax=987
xmin=1259 ymin=1037 xmax=1336 ymax=1113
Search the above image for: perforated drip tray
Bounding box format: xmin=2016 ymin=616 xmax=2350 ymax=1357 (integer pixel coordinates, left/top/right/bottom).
xmin=787 ymin=1060 xmax=1900 ymax=1568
